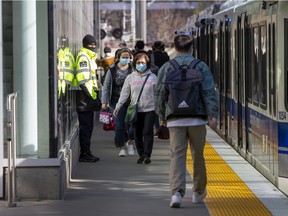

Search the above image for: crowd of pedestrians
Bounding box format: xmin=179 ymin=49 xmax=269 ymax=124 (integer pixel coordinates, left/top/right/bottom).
xmin=65 ymin=34 xmax=218 ymax=208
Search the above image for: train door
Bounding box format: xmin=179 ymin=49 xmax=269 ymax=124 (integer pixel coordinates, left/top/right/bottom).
xmin=219 ymin=21 xmax=226 ymax=136
xmin=268 ymin=19 xmax=277 ymax=174
xmin=219 ymin=19 xmax=231 ymax=138
xmin=239 ymin=13 xmax=248 ymax=150
xmin=236 ymin=16 xmax=243 ymax=148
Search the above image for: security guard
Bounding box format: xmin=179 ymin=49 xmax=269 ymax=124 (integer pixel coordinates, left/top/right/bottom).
xmin=63 ymin=46 xmax=76 ymax=88
xmin=57 ymin=40 xmax=66 ymax=99
xmin=75 ymin=34 xmax=101 ymax=162
xmin=58 ymin=36 xmax=76 ymax=96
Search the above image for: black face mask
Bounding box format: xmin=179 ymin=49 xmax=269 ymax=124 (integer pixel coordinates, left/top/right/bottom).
xmin=88 ymin=47 xmax=96 ymax=52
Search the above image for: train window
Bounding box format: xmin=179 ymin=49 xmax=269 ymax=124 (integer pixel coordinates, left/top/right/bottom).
xmin=246 ymin=26 xmax=252 ymax=102
xmin=272 ymin=23 xmax=276 ymax=116
xmin=260 ymin=25 xmax=267 ymax=109
xmin=214 ymin=33 xmax=219 ymax=88
xmin=227 ymin=29 xmax=231 ymax=95
xmin=268 ymin=24 xmax=271 ymax=115
xmin=234 ymin=30 xmax=238 ymax=100
xmin=252 ymin=25 xmax=259 ymax=105
xmin=285 ymin=19 xmax=288 ymax=112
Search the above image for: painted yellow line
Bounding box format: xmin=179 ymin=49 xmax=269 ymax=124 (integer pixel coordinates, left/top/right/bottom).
xmin=187 ymin=142 xmax=272 ymax=216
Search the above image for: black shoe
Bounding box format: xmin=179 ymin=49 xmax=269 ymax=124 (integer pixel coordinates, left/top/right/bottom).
xmin=143 ymin=157 xmax=151 ymax=164
xmin=137 ymin=156 xmax=144 ymax=164
xmin=87 ymin=152 xmax=100 ymax=161
xmin=79 ymin=154 xmax=99 ymax=162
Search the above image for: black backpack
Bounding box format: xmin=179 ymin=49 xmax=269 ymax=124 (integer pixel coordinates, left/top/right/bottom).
xmin=165 ymin=59 xmax=203 ymax=117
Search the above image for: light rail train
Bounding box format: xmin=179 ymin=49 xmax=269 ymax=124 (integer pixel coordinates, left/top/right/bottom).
xmin=190 ymin=0 xmax=288 ymax=195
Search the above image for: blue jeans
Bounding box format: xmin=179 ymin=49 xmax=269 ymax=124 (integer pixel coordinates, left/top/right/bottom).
xmin=110 ymin=100 xmax=131 ymax=148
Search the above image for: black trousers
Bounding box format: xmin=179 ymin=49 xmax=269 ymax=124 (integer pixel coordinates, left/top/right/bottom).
xmin=134 ymin=111 xmax=155 ymax=158
xmin=77 ymin=111 xmax=94 ymax=154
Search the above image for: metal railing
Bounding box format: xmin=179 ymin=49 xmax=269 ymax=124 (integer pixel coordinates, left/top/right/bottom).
xmin=5 ymin=93 xmax=20 ymax=207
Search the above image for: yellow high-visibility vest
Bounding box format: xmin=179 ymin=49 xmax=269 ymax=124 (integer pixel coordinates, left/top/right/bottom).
xmin=63 ymin=47 xmax=75 ymax=85
xmin=75 ymin=47 xmax=99 ymax=99
xmin=57 ymin=48 xmax=65 ymax=98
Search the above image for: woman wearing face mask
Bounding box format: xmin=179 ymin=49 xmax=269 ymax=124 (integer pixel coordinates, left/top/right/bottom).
xmin=114 ymin=53 xmax=158 ymax=164
xmin=101 ymin=48 xmax=135 ymax=157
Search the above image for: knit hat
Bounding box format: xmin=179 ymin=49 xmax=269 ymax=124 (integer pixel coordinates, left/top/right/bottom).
xmin=104 ymin=47 xmax=111 ymax=53
xmin=153 ymin=41 xmax=165 ymax=50
xmin=135 ymin=40 xmax=145 ymax=49
xmin=82 ymin=34 xmax=96 ymax=48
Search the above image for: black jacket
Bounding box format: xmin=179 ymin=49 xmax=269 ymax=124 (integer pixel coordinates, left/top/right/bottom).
xmin=76 ymin=85 xmax=101 ymax=112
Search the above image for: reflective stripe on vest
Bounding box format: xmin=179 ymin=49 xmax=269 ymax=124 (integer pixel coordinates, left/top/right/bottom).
xmin=76 ymin=52 xmax=99 ymax=99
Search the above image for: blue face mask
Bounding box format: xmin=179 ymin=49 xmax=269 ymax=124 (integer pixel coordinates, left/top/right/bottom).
xmin=136 ymin=63 xmax=147 ymax=72
xmin=119 ymin=58 xmax=130 ymax=65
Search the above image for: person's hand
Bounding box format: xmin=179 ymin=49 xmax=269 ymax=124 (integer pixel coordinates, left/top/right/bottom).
xmin=101 ymin=103 xmax=108 ymax=110
xmin=208 ymin=117 xmax=217 ymax=130
xmin=113 ymin=108 xmax=119 ymax=117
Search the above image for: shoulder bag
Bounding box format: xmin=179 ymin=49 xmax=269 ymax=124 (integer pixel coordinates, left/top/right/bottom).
xmin=125 ymin=74 xmax=150 ymax=125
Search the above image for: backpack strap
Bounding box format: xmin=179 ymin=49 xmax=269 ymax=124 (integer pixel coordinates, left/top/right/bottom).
xmin=170 ymin=59 xmax=201 ymax=71
xmin=150 ymin=53 xmax=155 ymax=65
xmin=188 ymin=59 xmax=201 ymax=69
xmin=169 ymin=59 xmax=180 ymax=70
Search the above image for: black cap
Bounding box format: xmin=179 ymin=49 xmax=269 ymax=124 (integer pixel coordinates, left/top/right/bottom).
xmin=153 ymin=41 xmax=165 ymax=50
xmin=82 ymin=34 xmax=96 ymax=48
xmin=104 ymin=47 xmax=111 ymax=53
xmin=135 ymin=40 xmax=145 ymax=49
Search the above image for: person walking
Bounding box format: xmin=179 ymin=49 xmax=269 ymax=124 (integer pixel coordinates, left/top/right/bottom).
xmin=149 ymin=40 xmax=170 ymax=73
xmin=101 ymin=48 xmax=135 ymax=157
xmin=96 ymin=46 xmax=115 ymax=84
xmin=148 ymin=40 xmax=170 ymax=136
xmin=114 ymin=53 xmax=158 ymax=164
xmin=154 ymin=34 xmax=218 ymax=207
xmin=75 ymin=34 xmax=101 ymax=162
xmin=132 ymin=40 xmax=146 ymax=56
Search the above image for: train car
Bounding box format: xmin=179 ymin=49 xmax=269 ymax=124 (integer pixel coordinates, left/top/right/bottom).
xmin=191 ymin=0 xmax=288 ymax=195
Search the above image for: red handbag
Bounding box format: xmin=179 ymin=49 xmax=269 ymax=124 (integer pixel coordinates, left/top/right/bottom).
xmin=103 ymin=120 xmax=115 ymax=131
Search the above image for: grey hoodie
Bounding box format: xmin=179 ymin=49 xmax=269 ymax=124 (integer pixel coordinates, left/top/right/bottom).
xmin=116 ymin=70 xmax=157 ymax=112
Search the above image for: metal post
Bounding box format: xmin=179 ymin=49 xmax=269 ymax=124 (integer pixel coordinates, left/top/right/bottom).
xmin=11 ymin=93 xmax=20 ymax=202
xmin=131 ymin=0 xmax=136 ymax=42
xmin=140 ymin=0 xmax=147 ymax=42
xmin=5 ymin=93 xmax=18 ymax=207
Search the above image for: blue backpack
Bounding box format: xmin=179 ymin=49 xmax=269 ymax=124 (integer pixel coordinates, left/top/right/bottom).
xmin=165 ymin=59 xmax=203 ymax=117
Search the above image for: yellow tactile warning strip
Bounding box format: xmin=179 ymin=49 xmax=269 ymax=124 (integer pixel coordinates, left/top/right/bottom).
xmin=186 ymin=142 xmax=272 ymax=216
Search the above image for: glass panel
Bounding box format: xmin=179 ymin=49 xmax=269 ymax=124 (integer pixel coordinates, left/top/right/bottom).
xmin=252 ymin=26 xmax=259 ymax=105
xmin=2 ymin=1 xmax=12 ymax=158
xmin=54 ymin=1 xmax=94 ymax=155
xmin=260 ymin=25 xmax=267 ymax=107
xmin=285 ymin=19 xmax=288 ymax=111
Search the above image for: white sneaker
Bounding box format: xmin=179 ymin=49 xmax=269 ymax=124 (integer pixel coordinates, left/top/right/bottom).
xmin=127 ymin=144 xmax=135 ymax=156
xmin=192 ymin=189 xmax=207 ymax=203
xmin=119 ymin=149 xmax=127 ymax=157
xmin=170 ymin=192 xmax=182 ymax=208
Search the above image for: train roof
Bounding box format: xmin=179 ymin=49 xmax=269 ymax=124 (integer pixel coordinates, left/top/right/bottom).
xmin=220 ymin=0 xmax=278 ymax=11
